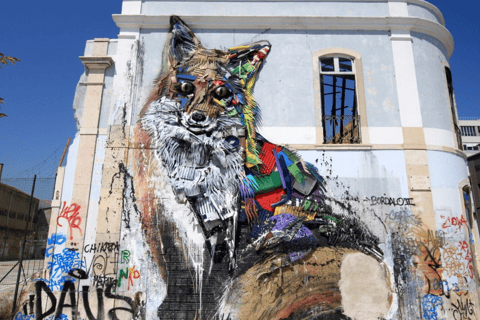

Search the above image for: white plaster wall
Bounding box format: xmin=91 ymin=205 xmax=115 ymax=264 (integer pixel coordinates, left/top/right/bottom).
xmin=141 ymin=1 xmax=390 ymax=17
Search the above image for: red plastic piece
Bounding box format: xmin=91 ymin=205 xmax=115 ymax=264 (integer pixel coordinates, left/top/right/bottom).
xmin=256 ymin=188 xmax=285 ymax=212
xmin=259 ymin=142 xmax=282 ymax=174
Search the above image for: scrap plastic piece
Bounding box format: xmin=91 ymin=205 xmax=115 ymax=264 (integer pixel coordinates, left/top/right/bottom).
xmin=256 ymin=189 xmax=285 ymax=212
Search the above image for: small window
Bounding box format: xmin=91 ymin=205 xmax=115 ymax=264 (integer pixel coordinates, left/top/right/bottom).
xmin=461 ymin=126 xmax=476 ymax=136
xmin=17 ymin=213 xmax=24 ymax=221
xmin=9 ymin=211 xmax=16 ymax=219
xmin=0 ymin=210 xmax=6 ymax=216
xmin=463 ymin=187 xmax=473 ymax=228
xmin=320 ymin=56 xmax=360 ymax=144
xmin=445 ymin=67 xmax=462 ymax=149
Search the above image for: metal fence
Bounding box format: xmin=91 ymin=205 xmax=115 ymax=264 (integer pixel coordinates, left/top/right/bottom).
xmin=0 ymin=177 xmax=51 ymax=318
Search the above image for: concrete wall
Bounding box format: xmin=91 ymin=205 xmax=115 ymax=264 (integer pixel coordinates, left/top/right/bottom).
xmin=16 ymin=1 xmax=480 ymax=320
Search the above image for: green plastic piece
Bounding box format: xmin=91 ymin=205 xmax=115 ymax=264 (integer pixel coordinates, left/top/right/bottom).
xmin=325 ymin=215 xmax=339 ymax=224
xmin=233 ymin=61 xmax=255 ymax=77
xmin=227 ymin=109 xmax=238 ymax=116
xmin=287 ymin=162 xmax=304 ymax=184
xmin=302 ymin=199 xmax=312 ymax=211
xmin=252 ymin=172 xmax=283 ymax=194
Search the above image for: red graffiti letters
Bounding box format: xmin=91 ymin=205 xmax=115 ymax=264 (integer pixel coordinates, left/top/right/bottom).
xmin=57 ymin=201 xmax=83 ymax=240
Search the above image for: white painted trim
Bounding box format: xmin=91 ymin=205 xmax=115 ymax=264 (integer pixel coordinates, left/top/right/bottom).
xmin=388 ymin=1 xmax=409 ymax=17
xmin=368 ymin=127 xmax=404 ymax=144
xmin=391 ymin=31 xmax=423 ymax=127
xmin=112 ymin=15 xmax=453 ymax=57
xmin=424 ymin=127 xmax=456 ymax=149
xmin=257 ymin=126 xmax=317 ymax=145
xmin=121 ymin=0 xmax=142 ymax=14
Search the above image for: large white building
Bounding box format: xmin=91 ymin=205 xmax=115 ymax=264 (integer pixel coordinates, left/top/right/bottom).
xmin=14 ymin=1 xmax=480 ymax=320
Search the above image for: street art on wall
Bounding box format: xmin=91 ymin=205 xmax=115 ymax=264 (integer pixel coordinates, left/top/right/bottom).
xmin=133 ymin=16 xmax=387 ymax=320
xmin=18 ymin=15 xmax=479 ymax=320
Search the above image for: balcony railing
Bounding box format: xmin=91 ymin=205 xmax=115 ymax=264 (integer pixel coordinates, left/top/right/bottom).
xmin=323 ymin=115 xmax=361 ymax=144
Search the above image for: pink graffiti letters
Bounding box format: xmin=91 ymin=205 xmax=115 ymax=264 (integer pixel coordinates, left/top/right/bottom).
xmin=57 ymin=201 xmax=83 ymax=240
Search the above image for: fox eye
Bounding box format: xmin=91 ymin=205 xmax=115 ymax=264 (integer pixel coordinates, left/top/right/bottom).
xmin=213 ymin=86 xmax=231 ymax=99
xmin=179 ymin=81 xmax=195 ymax=95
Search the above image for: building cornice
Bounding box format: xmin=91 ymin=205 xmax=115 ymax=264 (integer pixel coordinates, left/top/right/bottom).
xmin=112 ymin=14 xmax=453 ymax=57
xmin=119 ymin=0 xmax=445 ymax=26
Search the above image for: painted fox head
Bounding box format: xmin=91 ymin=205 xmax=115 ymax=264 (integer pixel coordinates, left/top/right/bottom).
xmin=136 ymin=16 xmax=272 ymax=237
xmin=143 ymin=16 xmax=271 ymax=168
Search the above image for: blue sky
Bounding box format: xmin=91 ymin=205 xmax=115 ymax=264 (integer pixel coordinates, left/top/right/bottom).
xmin=0 ymin=0 xmax=479 ymax=184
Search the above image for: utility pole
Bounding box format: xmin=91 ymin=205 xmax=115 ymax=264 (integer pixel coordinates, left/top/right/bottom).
xmin=12 ymin=175 xmax=36 ymax=314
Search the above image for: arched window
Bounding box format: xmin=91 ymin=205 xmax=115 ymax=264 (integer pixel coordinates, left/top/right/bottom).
xmin=319 ymin=55 xmax=360 ymax=144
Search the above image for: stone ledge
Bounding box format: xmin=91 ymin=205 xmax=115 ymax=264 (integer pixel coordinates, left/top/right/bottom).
xmin=79 ymin=56 xmax=114 ymax=70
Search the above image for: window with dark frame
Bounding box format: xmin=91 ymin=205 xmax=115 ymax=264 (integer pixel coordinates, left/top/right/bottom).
xmin=445 ymin=67 xmax=462 ymax=150
xmin=320 ymin=56 xmax=360 ymax=144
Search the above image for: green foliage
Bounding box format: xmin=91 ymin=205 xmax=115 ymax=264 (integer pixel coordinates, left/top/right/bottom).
xmin=0 ymin=53 xmax=21 ymax=117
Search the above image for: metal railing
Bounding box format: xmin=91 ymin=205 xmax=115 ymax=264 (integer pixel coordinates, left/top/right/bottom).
xmin=323 ymin=114 xmax=361 ymax=144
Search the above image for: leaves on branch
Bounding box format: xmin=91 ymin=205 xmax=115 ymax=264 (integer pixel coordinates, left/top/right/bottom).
xmin=1 ymin=53 xmax=20 ymax=117
xmin=0 ymin=53 xmax=21 ymax=68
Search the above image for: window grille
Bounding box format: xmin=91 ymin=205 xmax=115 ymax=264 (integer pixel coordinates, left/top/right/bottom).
xmin=461 ymin=126 xmax=476 ymax=136
xmin=320 ymin=56 xmax=360 ymax=144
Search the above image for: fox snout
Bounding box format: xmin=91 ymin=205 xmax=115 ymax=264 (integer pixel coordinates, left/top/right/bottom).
xmin=181 ymin=110 xmax=217 ymax=133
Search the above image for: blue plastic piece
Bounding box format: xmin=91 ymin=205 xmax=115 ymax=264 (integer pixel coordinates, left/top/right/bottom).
xmin=177 ymin=73 xmax=197 ymax=81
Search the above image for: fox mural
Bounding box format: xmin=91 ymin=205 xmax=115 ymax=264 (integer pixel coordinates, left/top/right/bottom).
xmin=133 ymin=16 xmax=391 ymax=320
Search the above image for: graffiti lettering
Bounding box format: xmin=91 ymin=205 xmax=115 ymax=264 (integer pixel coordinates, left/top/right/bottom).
xmin=19 ymin=275 xmax=145 ymax=320
xmin=386 ymin=208 xmax=422 ymax=226
xmin=368 ymin=196 xmax=415 ymax=206
xmin=442 ymin=215 xmax=468 ymax=230
xmin=93 ymin=275 xmax=118 ymax=287
xmin=451 ymin=295 xmax=475 ymax=320
xmin=121 ymin=249 xmax=131 ymax=264
xmin=443 ymin=241 xmax=474 ymax=280
xmin=40 ymin=233 xmax=85 ymax=291
xmin=422 ymin=294 xmax=444 ymax=320
xmin=118 ymin=266 xmax=141 ymax=290
xmin=84 ymin=242 xmax=120 ymax=254
xmin=57 ymin=202 xmax=83 ymax=240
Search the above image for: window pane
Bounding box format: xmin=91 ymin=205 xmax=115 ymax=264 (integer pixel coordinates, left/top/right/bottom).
xmin=461 ymin=126 xmax=476 ymax=136
xmin=17 ymin=213 xmax=24 ymax=220
xmin=339 ymin=58 xmax=353 ymax=72
xmin=321 ymin=73 xmax=359 ymax=144
xmin=321 ymin=57 xmax=334 ymax=72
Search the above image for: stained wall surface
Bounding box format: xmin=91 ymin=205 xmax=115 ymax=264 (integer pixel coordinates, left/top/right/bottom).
xmin=16 ymin=1 xmax=480 ymax=320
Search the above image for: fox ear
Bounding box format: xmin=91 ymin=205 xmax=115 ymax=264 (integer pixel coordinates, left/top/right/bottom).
xmin=169 ymin=16 xmax=201 ymax=64
xmin=227 ymin=41 xmax=271 ymax=82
